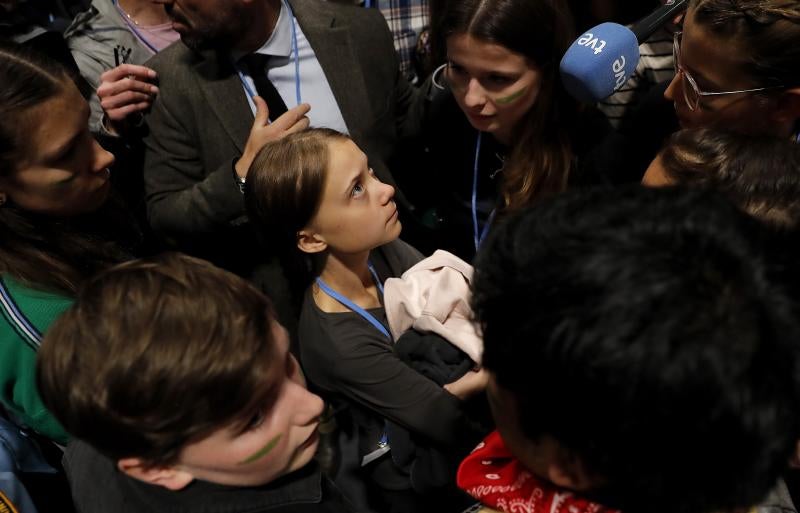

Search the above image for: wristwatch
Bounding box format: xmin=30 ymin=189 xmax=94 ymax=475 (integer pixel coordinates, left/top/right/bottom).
xmin=233 ymin=159 xmax=247 ymax=194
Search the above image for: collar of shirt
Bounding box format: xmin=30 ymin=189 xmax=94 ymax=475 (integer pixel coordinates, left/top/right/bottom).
xmin=240 ymin=1 xmax=293 ymax=61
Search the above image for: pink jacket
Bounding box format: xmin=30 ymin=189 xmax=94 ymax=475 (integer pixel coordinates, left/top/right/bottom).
xmin=384 ymin=250 xmax=483 ymax=364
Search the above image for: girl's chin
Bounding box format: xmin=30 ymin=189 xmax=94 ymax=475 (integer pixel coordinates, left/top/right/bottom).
xmin=380 ymin=224 xmax=402 ymax=248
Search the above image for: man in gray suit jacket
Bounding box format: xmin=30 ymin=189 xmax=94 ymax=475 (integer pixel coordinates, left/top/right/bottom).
xmin=143 ymin=0 xmax=421 ymax=274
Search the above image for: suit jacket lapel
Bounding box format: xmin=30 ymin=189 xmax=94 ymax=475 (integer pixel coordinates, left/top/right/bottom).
xmin=194 ymin=49 xmax=252 ymax=153
xmin=290 ymin=0 xmax=372 ymax=137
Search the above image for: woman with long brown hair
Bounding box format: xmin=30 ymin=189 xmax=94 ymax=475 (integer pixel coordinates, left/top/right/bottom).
xmin=0 ymin=43 xmax=138 ymax=444
xmin=407 ymin=0 xmax=610 ymax=259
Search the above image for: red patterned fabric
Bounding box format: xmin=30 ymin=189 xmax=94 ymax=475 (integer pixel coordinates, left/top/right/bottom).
xmin=457 ymin=431 xmax=619 ymax=513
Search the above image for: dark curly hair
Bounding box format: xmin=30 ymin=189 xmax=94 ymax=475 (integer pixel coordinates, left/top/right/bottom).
xmin=473 ymin=185 xmax=800 ymax=513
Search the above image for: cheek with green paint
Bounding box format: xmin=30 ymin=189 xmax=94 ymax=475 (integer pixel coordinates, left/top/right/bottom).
xmin=238 ymin=434 xmax=282 ymax=465
xmin=495 ymin=86 xmax=528 ymax=105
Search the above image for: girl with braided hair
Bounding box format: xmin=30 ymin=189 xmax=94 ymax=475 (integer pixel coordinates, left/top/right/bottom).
xmin=666 ymin=0 xmax=800 ymax=137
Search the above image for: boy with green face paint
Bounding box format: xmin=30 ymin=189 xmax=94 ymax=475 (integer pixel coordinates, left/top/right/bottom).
xmin=36 ymin=253 xmax=353 ymax=513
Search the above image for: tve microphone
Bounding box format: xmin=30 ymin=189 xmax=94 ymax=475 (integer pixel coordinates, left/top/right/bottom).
xmin=559 ymin=23 xmax=640 ymax=103
xmin=559 ymin=0 xmax=688 ymax=103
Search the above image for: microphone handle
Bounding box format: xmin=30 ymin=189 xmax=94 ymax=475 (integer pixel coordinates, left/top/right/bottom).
xmin=631 ymin=0 xmax=688 ymax=43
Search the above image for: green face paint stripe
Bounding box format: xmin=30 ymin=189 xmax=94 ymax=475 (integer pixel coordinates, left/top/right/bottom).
xmin=495 ymin=87 xmax=527 ymax=105
xmin=237 ymin=434 xmax=282 ymax=465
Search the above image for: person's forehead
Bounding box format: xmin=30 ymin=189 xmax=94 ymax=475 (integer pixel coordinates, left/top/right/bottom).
xmin=681 ymin=7 xmax=753 ymax=87
xmin=325 ymin=140 xmax=365 ymax=185
xmin=270 ymin=320 xmax=290 ymax=354
xmin=19 ymin=84 xmax=86 ymax=162
xmin=238 ymin=323 xmax=291 ymax=423
xmin=447 ymin=33 xmax=530 ymax=70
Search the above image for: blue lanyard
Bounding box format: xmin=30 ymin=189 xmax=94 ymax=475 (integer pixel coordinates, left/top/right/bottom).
xmin=112 ymin=0 xmax=160 ymax=54
xmin=315 ymin=263 xmax=391 ymax=339
xmin=472 ymin=132 xmax=496 ymax=252
xmin=237 ymin=0 xmax=303 ymax=108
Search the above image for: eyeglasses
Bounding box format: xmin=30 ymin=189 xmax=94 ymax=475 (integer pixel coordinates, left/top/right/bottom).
xmin=672 ymin=31 xmax=783 ymax=111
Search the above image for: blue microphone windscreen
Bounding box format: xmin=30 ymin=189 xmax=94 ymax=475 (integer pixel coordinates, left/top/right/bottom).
xmin=559 ymin=23 xmax=641 ymax=103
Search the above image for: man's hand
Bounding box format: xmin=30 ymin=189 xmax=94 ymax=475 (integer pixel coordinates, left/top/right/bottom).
xmin=97 ymin=64 xmax=159 ymax=132
xmin=235 ymin=97 xmax=311 ymax=179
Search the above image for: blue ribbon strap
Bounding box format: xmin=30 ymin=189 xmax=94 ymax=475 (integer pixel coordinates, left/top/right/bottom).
xmin=315 ymin=263 xmax=390 ymax=339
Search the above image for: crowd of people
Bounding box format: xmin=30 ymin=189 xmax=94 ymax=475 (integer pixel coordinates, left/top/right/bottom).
xmin=1 ymin=0 xmax=800 ymax=513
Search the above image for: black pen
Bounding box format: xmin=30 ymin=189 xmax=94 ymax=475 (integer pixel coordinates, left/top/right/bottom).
xmin=114 ymin=47 xmax=120 ymax=67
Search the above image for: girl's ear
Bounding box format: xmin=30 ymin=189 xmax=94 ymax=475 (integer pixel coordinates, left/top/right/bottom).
xmin=297 ymin=229 xmax=327 ymax=254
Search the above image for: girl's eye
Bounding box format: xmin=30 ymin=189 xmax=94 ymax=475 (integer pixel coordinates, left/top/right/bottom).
xmin=351 ymin=182 xmax=365 ymax=198
xmin=56 ymin=172 xmax=80 ymax=187
xmin=245 ymin=410 xmax=266 ymax=431
xmin=56 ymin=130 xmax=91 ymax=165
xmin=488 ymin=74 xmax=513 ymax=86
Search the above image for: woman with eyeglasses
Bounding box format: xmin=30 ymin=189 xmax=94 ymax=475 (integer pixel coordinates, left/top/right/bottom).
xmin=402 ymin=0 xmax=612 ymax=260
xmin=566 ymin=0 xmax=800 ymax=184
xmin=666 ymin=0 xmax=800 ymax=136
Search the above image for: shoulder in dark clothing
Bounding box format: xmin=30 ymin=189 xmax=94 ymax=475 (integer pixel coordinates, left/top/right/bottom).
xmin=64 ymin=439 xmax=353 ymax=513
xmin=569 ymin=105 xmax=615 ymax=187
xmin=371 ymin=239 xmax=425 ymax=280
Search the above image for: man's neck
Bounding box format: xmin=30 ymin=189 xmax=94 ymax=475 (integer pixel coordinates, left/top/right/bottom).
xmin=234 ymin=0 xmax=283 ymax=54
xmin=117 ymin=0 xmax=171 ymax=26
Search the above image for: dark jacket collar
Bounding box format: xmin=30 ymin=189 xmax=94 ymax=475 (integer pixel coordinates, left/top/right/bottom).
xmin=123 ymin=462 xmax=324 ymax=513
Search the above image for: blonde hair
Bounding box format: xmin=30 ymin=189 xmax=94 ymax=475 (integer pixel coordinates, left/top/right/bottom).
xmin=660 ymin=128 xmax=800 ymax=228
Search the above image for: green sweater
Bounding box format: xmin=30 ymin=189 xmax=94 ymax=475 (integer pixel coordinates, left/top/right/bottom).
xmin=0 ymin=275 xmax=72 ymax=444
